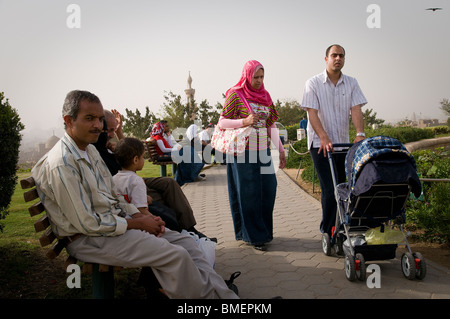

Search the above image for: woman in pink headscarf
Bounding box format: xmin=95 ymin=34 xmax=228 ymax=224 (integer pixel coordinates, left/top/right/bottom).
xmin=218 ymin=60 xmax=286 ymax=251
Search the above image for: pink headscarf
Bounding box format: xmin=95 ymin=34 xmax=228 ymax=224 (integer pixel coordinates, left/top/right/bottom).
xmin=226 ymin=60 xmax=273 ymax=107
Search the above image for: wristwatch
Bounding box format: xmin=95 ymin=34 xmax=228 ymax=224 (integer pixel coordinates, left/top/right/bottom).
xmin=356 ymin=132 xmax=366 ymax=137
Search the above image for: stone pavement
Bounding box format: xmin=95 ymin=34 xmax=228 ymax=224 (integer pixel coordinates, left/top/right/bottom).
xmin=182 ymin=165 xmax=450 ymax=299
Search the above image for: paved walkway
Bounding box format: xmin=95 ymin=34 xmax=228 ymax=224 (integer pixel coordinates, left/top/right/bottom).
xmin=182 ymin=165 xmax=450 ymax=299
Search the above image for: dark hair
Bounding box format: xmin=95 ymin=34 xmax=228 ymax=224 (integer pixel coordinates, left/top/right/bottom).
xmin=115 ymin=137 xmax=145 ymax=168
xmin=325 ymin=44 xmax=345 ymax=57
xmin=62 ymin=90 xmax=101 ymax=129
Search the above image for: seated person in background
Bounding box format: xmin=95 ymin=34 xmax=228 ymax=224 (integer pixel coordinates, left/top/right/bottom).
xmin=199 ymin=123 xmax=213 ymax=148
xmin=161 ymin=120 xmax=177 ymax=148
xmin=198 ymin=123 xmax=215 ymax=164
xmin=33 ymin=90 xmax=237 ymax=299
xmin=113 ymin=137 xmax=180 ymax=232
xmin=186 ymin=123 xmax=202 ymax=148
xmin=151 ymin=121 xmax=205 ymax=186
xmin=92 ymin=120 xmax=121 ymax=175
xmin=92 ymin=109 xmax=124 ymax=175
xmin=150 ymin=121 xmax=179 ymax=162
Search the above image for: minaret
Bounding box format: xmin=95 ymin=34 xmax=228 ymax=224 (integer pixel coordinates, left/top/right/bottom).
xmin=185 ymin=72 xmax=195 ymax=107
xmin=184 ymin=72 xmax=197 ymax=120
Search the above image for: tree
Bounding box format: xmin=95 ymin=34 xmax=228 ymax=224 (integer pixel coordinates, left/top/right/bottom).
xmin=362 ymin=108 xmax=385 ymax=127
xmin=274 ymin=99 xmax=305 ymax=126
xmin=159 ymin=91 xmax=202 ymax=129
xmin=122 ymin=106 xmax=156 ymax=139
xmin=0 ymin=92 xmax=25 ymax=231
xmin=197 ymin=99 xmax=223 ymax=128
xmin=210 ymin=102 xmax=223 ymax=125
xmin=440 ymin=98 xmax=450 ymax=116
xmin=349 ymin=108 xmax=385 ymax=130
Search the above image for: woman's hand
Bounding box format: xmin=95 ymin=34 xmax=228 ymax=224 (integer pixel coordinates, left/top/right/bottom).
xmin=242 ymin=113 xmax=258 ymax=127
xmin=279 ymin=151 xmax=286 ymax=169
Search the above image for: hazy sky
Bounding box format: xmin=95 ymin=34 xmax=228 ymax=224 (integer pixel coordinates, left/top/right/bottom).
xmin=0 ymin=0 xmax=449 ymax=142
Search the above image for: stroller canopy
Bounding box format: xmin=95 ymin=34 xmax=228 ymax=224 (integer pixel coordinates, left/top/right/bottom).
xmin=345 ymin=136 xmax=422 ymax=197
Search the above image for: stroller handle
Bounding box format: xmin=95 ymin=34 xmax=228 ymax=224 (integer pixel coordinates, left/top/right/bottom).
xmin=326 ymin=143 xmax=353 ymax=160
xmin=327 ymin=143 xmax=353 ymax=187
xmin=332 ymin=143 xmax=353 ymax=148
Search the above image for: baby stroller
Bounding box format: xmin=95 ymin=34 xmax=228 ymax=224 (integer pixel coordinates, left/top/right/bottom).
xmin=321 ymin=136 xmax=426 ymax=282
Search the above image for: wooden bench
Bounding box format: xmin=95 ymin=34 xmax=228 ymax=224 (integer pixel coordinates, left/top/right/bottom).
xmin=20 ymin=176 xmax=124 ymax=299
xmin=144 ymin=138 xmax=177 ymax=177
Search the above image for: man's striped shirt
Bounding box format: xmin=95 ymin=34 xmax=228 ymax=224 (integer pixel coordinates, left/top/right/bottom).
xmin=301 ymin=70 xmax=367 ymax=149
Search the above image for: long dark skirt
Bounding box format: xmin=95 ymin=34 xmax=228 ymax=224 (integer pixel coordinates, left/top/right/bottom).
xmin=226 ymin=149 xmax=277 ymax=245
xmin=171 ymin=146 xmax=204 ymax=186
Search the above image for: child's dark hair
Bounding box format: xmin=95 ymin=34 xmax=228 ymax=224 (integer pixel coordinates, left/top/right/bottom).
xmin=115 ymin=137 xmax=145 ymax=168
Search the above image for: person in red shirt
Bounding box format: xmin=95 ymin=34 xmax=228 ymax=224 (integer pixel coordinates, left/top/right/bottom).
xmin=150 ymin=121 xmax=205 ymax=186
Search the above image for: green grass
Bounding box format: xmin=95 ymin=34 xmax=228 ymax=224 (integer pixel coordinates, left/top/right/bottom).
xmin=136 ymin=161 xmax=175 ymax=178
xmin=0 ymin=161 xmax=166 ymax=298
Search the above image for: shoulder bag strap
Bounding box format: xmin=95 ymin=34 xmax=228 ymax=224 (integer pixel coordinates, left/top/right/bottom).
xmin=233 ymin=89 xmax=254 ymax=115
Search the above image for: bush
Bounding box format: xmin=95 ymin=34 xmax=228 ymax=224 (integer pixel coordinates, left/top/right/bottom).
xmin=286 ymin=139 xmax=309 ymax=169
xmin=285 ymin=139 xmax=319 ymax=184
xmin=426 ymin=125 xmax=449 ymax=136
xmin=285 ymin=124 xmax=300 ymax=141
xmin=0 ymin=93 xmax=24 ymax=232
xmin=406 ymin=148 xmax=450 ymax=243
xmin=353 ymin=126 xmax=435 ymax=144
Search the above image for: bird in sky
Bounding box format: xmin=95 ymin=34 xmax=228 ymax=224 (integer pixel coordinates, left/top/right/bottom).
xmin=426 ymin=8 xmax=443 ymax=11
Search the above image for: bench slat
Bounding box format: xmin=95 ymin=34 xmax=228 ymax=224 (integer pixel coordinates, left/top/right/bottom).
xmin=145 ymin=140 xmax=175 ymax=165
xmin=34 ymin=214 xmax=50 ymax=232
xmin=82 ymin=263 xmax=93 ymax=274
xmin=65 ymin=256 xmax=78 ymax=269
xmin=20 ymin=176 xmax=35 ymax=189
xmin=39 ymin=228 xmax=57 ymax=247
xmin=46 ymin=240 xmax=66 ymax=260
xmin=28 ymin=201 xmax=45 ymax=217
xmin=24 ymin=188 xmax=39 ymax=202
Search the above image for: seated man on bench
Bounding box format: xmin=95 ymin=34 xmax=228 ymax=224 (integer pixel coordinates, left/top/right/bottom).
xmin=31 ymin=89 xmax=238 ymax=299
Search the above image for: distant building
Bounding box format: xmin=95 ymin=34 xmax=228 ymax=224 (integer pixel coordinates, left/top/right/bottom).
xmin=185 ymin=72 xmax=197 ymax=120
xmin=394 ymin=117 xmax=445 ymax=128
xmin=417 ymin=119 xmax=441 ymax=128
xmin=19 ymin=133 xmax=60 ymax=165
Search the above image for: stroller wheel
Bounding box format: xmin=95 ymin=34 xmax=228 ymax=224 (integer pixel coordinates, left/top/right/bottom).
xmin=344 ymin=254 xmax=357 ymax=282
xmin=322 ymin=233 xmax=332 ymax=256
xmin=401 ymin=252 xmax=416 ymax=280
xmin=355 ymin=253 xmax=366 ymax=281
xmin=413 ymin=252 xmax=427 ymax=280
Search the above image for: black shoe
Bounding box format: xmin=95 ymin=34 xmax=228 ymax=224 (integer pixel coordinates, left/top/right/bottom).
xmin=253 ymin=244 xmax=267 ymax=251
xmin=225 ymin=271 xmax=241 ymax=296
xmin=137 ymin=267 xmax=168 ymax=300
